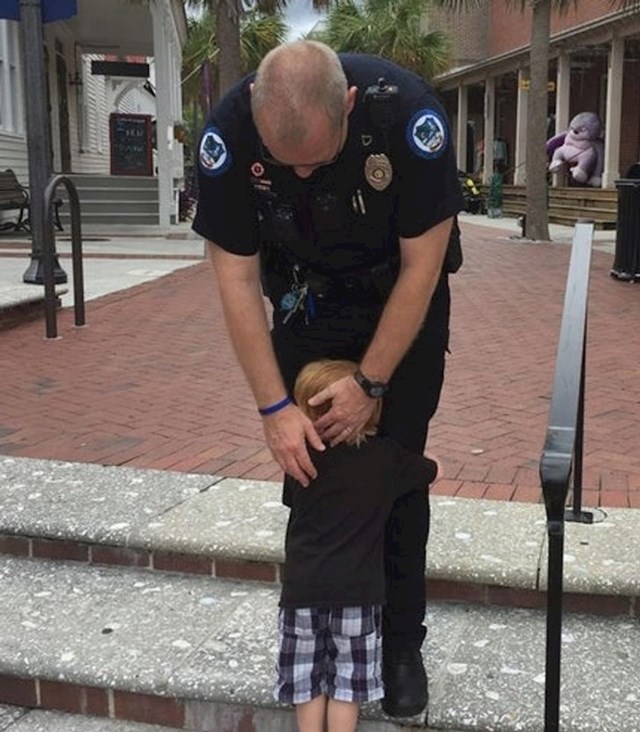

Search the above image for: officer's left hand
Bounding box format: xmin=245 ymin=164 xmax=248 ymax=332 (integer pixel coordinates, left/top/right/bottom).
xmin=309 ymin=375 xmax=376 ymax=447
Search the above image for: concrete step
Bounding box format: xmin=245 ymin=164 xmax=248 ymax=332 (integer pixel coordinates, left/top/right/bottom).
xmin=0 ymin=285 xmax=68 ymax=332
xmin=53 ymin=176 xmax=161 ymax=229
xmin=59 ymin=188 xmax=159 ymax=203
xmin=0 ymin=554 xmax=638 ymax=731
xmin=0 ymin=705 xmax=180 ymax=731
xmin=67 ymin=176 xmax=159 ymax=190
xmin=0 ymin=456 xmax=638 ymax=617
xmin=58 ymin=212 xmax=161 ymax=227
xmin=59 ymin=200 xmax=160 ymax=216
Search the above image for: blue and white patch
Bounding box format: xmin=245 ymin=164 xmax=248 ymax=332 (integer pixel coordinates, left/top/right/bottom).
xmin=406 ymin=109 xmax=447 ymax=159
xmin=199 ymin=127 xmax=231 ymax=177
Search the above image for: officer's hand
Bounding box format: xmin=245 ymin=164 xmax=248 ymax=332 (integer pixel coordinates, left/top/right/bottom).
xmin=309 ymin=376 xmax=376 ymax=447
xmin=261 ymin=403 xmax=325 ymax=487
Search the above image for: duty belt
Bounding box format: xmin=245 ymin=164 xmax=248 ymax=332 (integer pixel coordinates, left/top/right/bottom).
xmin=302 ymin=257 xmax=400 ymax=302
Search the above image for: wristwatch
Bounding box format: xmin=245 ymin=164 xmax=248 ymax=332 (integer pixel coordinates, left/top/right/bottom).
xmin=354 ymin=369 xmax=389 ymax=399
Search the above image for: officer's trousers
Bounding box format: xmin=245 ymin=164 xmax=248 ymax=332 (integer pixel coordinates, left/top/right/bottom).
xmin=271 ymin=275 xmax=450 ymax=654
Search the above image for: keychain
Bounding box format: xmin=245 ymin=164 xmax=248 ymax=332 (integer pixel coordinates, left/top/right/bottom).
xmin=280 ymin=265 xmax=316 ymax=325
xmin=282 ymin=283 xmax=308 ymax=324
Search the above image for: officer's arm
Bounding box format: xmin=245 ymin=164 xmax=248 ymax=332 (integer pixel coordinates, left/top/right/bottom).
xmin=360 ymin=216 xmax=452 ymax=381
xmin=206 ymin=241 xmax=324 ymax=485
xmin=311 ymin=216 xmax=452 ymax=445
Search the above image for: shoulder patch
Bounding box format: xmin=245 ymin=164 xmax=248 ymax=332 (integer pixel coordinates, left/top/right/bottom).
xmin=199 ymin=127 xmax=231 ymax=177
xmin=406 ymin=109 xmax=448 ymax=159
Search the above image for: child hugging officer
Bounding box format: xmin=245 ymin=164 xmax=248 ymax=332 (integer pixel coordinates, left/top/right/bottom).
xmin=273 ymin=359 xmax=438 ymax=732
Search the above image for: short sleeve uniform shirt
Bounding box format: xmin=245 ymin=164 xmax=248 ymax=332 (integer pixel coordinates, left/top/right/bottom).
xmin=192 ymin=54 xmax=463 ymax=275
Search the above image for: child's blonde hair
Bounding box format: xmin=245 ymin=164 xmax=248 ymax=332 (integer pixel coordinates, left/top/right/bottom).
xmin=294 ymin=359 xmax=382 ymax=446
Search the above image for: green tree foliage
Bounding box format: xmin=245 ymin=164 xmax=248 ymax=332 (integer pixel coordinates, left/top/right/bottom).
xmin=187 ymin=0 xmax=334 ymax=96
xmin=182 ymin=8 xmax=287 ymax=116
xmin=181 ymin=7 xmax=287 ymax=176
xmin=312 ymin=0 xmax=451 ymax=79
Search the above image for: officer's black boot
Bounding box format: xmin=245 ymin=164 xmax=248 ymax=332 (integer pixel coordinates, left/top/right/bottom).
xmin=381 ymin=648 xmax=428 ymax=718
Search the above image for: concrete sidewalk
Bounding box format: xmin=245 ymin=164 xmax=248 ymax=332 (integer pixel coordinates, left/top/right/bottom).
xmin=0 ymin=214 xmax=638 ymax=508
xmin=0 ymin=453 xmax=638 ymax=732
xmin=0 ymin=223 xmax=204 ymax=309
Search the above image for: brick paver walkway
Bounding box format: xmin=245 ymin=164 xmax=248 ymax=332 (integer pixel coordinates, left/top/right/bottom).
xmin=2 ymin=221 xmax=639 ymax=508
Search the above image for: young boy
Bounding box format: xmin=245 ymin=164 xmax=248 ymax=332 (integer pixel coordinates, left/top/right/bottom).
xmin=273 ymin=359 xmax=438 ymax=732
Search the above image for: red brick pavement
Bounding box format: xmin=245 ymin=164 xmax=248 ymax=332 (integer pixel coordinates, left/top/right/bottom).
xmin=1 ymin=221 xmax=639 ymax=507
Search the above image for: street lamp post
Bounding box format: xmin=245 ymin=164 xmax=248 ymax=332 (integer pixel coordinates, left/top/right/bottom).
xmin=19 ymin=0 xmax=67 ymax=284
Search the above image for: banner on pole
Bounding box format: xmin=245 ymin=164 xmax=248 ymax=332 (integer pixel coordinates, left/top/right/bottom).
xmin=0 ymin=0 xmax=78 ymax=23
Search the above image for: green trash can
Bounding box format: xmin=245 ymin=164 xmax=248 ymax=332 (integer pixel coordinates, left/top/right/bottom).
xmin=611 ymin=178 xmax=640 ymax=281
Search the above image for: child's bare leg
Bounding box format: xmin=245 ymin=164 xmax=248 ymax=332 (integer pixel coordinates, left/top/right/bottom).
xmin=327 ymin=699 xmax=359 ymax=732
xmin=295 ymin=694 xmax=327 ymax=732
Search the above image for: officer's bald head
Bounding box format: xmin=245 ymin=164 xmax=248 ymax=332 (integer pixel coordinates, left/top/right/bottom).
xmin=251 ymin=41 xmax=348 ymax=147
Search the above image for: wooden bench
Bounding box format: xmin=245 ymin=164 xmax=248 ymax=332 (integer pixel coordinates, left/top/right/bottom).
xmin=0 ymin=169 xmax=63 ymax=233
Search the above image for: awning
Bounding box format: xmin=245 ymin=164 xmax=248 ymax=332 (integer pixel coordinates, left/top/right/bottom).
xmin=0 ymin=0 xmax=78 ymax=23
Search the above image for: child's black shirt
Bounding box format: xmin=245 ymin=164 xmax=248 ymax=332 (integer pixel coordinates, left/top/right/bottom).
xmin=280 ymin=437 xmax=436 ymax=608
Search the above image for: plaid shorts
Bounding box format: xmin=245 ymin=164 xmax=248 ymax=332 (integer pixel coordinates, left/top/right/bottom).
xmin=274 ymin=605 xmax=383 ymax=705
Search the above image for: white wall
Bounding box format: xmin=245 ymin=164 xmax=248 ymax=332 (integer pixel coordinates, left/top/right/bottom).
xmin=74 ymin=53 xmax=110 ymax=175
xmin=0 ymin=20 xmax=28 ymax=185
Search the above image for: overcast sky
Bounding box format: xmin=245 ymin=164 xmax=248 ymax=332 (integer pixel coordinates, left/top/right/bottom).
xmin=186 ymin=0 xmax=326 ymax=41
xmin=283 ymin=0 xmax=326 ymax=39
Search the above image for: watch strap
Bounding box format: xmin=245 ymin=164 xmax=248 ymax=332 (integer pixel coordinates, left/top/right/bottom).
xmin=354 ymin=369 xmax=389 ymax=398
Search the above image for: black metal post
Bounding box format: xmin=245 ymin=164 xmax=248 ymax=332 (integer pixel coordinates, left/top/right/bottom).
xmin=18 ymin=0 xmax=67 ymax=285
xmin=539 ymin=221 xmax=595 ymax=732
xmin=544 ymin=520 xmax=564 ymax=732
xmin=566 ymin=337 xmax=593 ymax=524
xmin=42 ymin=174 xmax=85 ymax=338
xmin=41 ymin=184 xmax=57 ymax=338
xmin=70 ymin=184 xmax=85 ymax=326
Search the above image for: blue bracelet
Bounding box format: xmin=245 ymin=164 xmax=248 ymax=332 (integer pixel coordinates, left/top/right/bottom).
xmin=258 ymin=396 xmax=292 ymax=416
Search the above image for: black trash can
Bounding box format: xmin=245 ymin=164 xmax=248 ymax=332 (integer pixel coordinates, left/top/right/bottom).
xmin=611 ymin=176 xmax=640 ymax=282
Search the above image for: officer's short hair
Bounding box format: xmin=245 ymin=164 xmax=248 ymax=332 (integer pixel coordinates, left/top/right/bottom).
xmin=251 ymin=41 xmax=347 ymax=145
xmin=294 ymin=359 xmax=382 ymax=446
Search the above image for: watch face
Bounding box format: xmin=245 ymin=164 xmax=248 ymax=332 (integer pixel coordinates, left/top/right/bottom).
xmin=355 ymin=370 xmax=388 ymax=398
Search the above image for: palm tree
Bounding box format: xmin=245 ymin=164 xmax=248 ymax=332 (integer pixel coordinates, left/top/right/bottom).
xmin=182 ymin=8 xmax=287 ymax=122
xmin=181 ymin=7 xmax=287 ymax=180
xmin=187 ymin=0 xmax=334 ymax=97
xmin=312 ymin=0 xmax=451 ymax=79
xmin=431 ymin=0 xmax=640 ymax=241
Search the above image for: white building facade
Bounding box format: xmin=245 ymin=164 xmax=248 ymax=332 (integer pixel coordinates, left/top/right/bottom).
xmin=0 ymin=0 xmax=187 ymax=229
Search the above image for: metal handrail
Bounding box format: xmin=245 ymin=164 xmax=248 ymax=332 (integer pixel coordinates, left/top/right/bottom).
xmin=539 ymin=220 xmax=594 ymax=732
xmin=42 ymin=174 xmax=85 ymax=339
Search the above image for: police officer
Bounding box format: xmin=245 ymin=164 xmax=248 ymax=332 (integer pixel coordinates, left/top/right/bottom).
xmin=193 ymin=40 xmax=463 ymax=719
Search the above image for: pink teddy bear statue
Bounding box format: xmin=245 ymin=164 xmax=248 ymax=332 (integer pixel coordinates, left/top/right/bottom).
xmin=546 ymin=111 xmax=604 ymax=187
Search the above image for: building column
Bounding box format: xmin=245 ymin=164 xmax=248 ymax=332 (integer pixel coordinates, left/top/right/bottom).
xmin=603 ymin=36 xmax=624 ymax=188
xmin=456 ymin=85 xmax=468 ymax=173
xmin=170 ymin=37 xmax=185 ymax=185
xmin=482 ymin=77 xmax=495 ymax=185
xmin=151 ymin=0 xmax=174 ymax=228
xmin=550 ymin=52 xmax=571 ymax=187
xmin=555 ymin=53 xmax=571 ymax=133
xmin=514 ymin=68 xmax=528 ymax=185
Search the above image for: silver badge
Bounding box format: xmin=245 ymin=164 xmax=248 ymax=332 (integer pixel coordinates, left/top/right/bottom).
xmin=365 ymin=154 xmax=393 ymax=191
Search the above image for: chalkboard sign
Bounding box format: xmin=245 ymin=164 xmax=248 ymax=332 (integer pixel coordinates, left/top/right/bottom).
xmin=109 ymin=113 xmax=153 ymax=176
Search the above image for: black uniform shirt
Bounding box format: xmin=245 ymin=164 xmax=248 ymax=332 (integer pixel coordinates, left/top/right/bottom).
xmin=280 ymin=436 xmax=437 ymax=609
xmin=192 ymin=54 xmax=463 ymax=275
